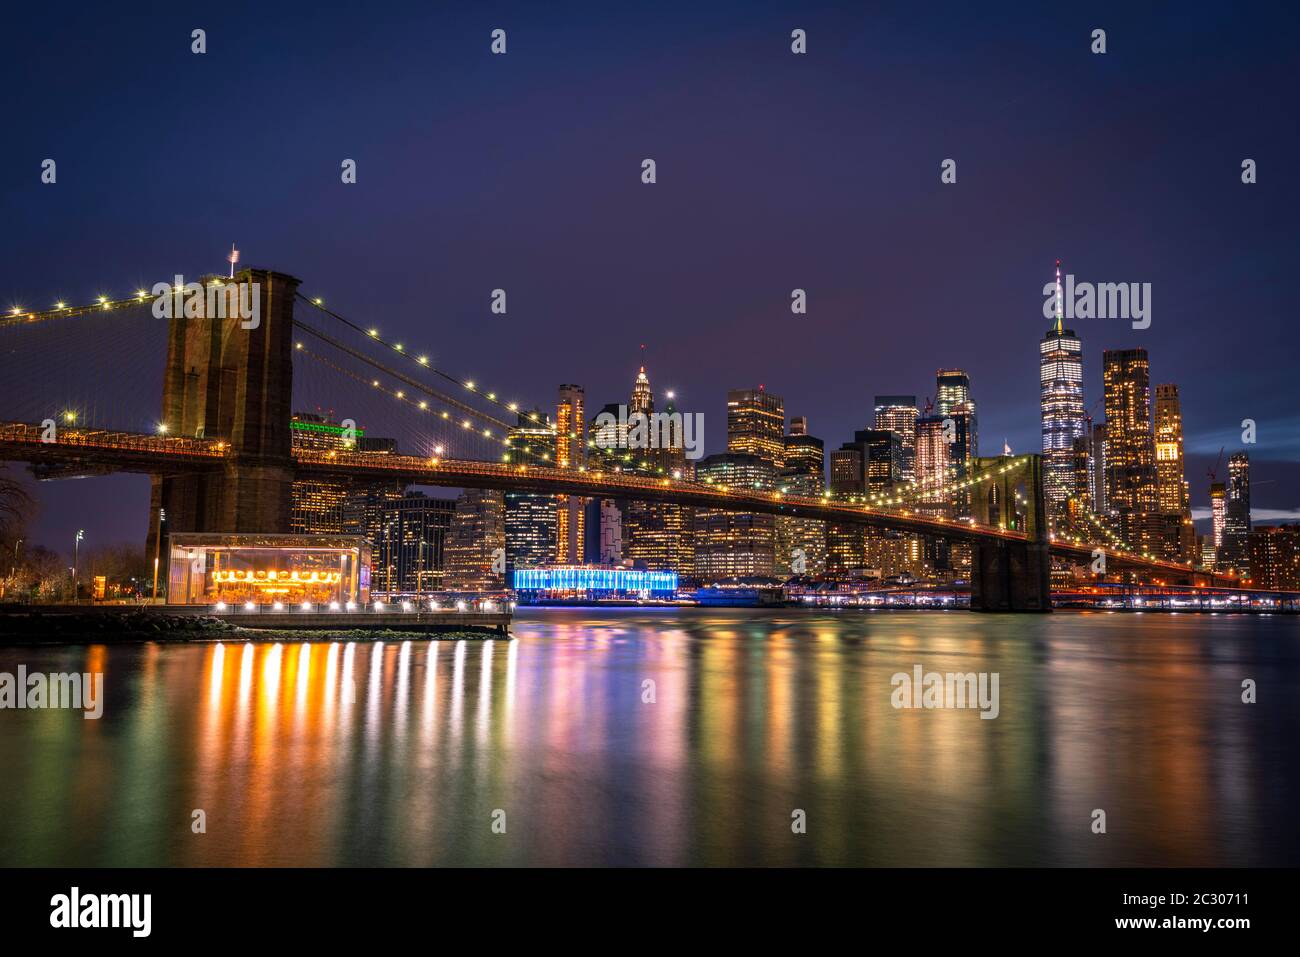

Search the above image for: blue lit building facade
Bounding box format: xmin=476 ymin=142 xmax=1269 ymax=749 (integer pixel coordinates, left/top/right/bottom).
xmin=512 ymin=565 xmax=678 ymax=599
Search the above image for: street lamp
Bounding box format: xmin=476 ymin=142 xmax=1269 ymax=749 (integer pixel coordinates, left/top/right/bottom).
xmin=152 ymin=507 xmax=166 ymax=603
xmin=73 ymin=529 xmax=84 ymax=600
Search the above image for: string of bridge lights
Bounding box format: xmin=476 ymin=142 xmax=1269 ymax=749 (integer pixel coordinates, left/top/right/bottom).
xmin=3 ymin=291 xmax=158 ymax=328
xmin=297 ymin=293 xmax=559 ymax=436
xmin=1 ymin=287 xmax=665 ymax=472
xmin=4 ymin=278 xmax=255 ymax=326
xmin=299 ymin=335 xmax=1025 ymax=514
xmin=299 ymin=341 xmax=680 ymax=474
xmin=296 ymin=294 xmax=689 ymax=474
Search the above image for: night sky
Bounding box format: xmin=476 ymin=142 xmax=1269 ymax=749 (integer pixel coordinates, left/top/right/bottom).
xmin=3 ymin=0 xmax=1297 ymax=554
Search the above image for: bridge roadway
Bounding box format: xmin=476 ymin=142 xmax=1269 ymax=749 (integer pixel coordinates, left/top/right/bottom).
xmin=0 ymin=421 xmax=1232 ymax=583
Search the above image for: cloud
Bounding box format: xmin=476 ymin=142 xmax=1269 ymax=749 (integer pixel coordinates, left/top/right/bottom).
xmin=1192 ymin=506 xmax=1300 ymax=523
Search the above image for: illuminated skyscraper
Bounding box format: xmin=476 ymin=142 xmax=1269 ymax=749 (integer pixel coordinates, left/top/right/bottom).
xmin=631 ymin=367 xmax=653 ymax=415
xmin=946 ymin=401 xmax=978 ymax=484
xmin=935 ymin=369 xmax=973 ymax=417
xmin=621 ymin=367 xmax=694 ymax=575
xmin=1102 ymin=348 xmax=1159 ymax=554
xmin=914 ymin=415 xmax=951 ymax=504
xmin=935 ymin=371 xmax=977 ymax=508
xmin=1153 ymin=383 xmax=1195 ymax=562
xmin=694 ymin=452 xmax=776 ymax=579
xmin=1091 ymin=419 xmax=1109 ymax=515
xmin=376 ymin=492 xmax=454 ymax=594
xmin=874 ymin=396 xmax=918 ymax=483
xmin=290 ymin=412 xmax=362 ymax=534
xmin=1249 ymin=524 xmax=1300 ymax=590
xmin=289 ymin=413 xmax=410 ymax=592
xmin=727 ymin=387 xmax=785 ymax=469
xmin=343 ymin=483 xmax=405 ymax=592
xmin=1210 ymin=481 xmax=1226 ymax=550
xmin=783 ymin=416 xmax=823 ymax=475
xmin=1153 ymin=385 xmax=1189 ymax=512
xmin=776 ymin=417 xmax=826 ymax=576
xmin=1040 ymin=262 xmax=1086 ymax=514
xmin=556 ymin=384 xmax=586 ymax=563
xmin=1220 ymin=452 xmax=1252 ymax=574
xmin=505 ymin=409 xmax=558 ymax=571
xmin=826 ymin=430 xmax=905 ymax=574
xmin=444 ymin=489 xmax=506 ymax=591
xmin=589 ymin=401 xmax=627 ymax=465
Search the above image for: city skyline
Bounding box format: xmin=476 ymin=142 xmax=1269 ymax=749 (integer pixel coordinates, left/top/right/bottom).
xmin=1 ymin=310 xmax=1289 ymax=552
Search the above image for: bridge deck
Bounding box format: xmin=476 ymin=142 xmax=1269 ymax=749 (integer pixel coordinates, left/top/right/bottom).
xmin=0 ymin=420 xmax=1235 ymax=584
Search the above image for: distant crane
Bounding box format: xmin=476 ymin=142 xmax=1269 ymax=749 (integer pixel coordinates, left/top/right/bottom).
xmin=1207 ymin=446 xmax=1225 ymax=484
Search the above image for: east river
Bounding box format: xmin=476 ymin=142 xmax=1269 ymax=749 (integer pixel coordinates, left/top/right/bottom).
xmin=1 ymin=608 xmax=1296 ymax=866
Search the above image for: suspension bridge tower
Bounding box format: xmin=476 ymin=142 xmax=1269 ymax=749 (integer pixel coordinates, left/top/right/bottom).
xmin=146 ymin=269 xmax=301 ymax=557
xmin=968 ymin=453 xmax=1053 ymax=612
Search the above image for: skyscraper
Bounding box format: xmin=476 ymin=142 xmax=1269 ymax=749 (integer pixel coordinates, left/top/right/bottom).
xmin=1248 ymin=524 xmax=1300 ymax=590
xmin=776 ymin=417 xmax=827 ymax=576
xmin=598 ymin=499 xmax=623 ymax=564
xmin=935 ymin=369 xmax=973 ymax=417
xmin=620 ymin=367 xmax=694 ymax=576
xmin=947 ymin=401 xmax=978 ymax=470
xmin=1153 ymin=383 xmax=1195 ymax=562
xmin=504 ymin=410 xmax=558 ymax=572
xmin=444 ymin=489 xmax=506 ymax=591
xmin=1102 ymin=348 xmax=1159 ymax=555
xmin=631 ymin=366 xmax=653 ymax=416
xmin=377 ymin=492 xmax=454 ymax=594
xmin=874 ymin=396 xmax=919 ymax=483
xmin=1040 ymin=262 xmax=1087 ymax=514
xmin=826 ymin=430 xmax=904 ymax=574
xmin=1210 ymin=481 xmax=1226 ymax=550
xmin=343 ymin=483 xmax=406 ymax=592
xmin=694 ymin=452 xmax=776 ymax=579
xmin=1091 ymin=419 xmax=1108 ymax=515
xmin=290 ymin=412 xmax=362 ymax=534
xmin=556 ymin=384 xmax=586 ymax=563
xmin=1220 ymin=452 xmax=1252 ymax=574
xmin=783 ymin=415 xmax=823 ymax=474
xmin=727 ymin=387 xmax=785 ymax=469
xmin=914 ymin=415 xmax=951 ymax=504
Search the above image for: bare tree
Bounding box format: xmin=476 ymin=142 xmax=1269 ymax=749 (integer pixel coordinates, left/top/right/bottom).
xmin=0 ymin=467 xmax=32 ymax=539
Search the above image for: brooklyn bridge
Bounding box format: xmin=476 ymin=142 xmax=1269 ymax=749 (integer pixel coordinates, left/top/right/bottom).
xmin=0 ymin=268 xmax=1237 ymax=611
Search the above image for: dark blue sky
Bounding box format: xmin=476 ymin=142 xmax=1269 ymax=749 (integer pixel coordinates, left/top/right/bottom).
xmin=3 ymin=0 xmax=1297 ymax=552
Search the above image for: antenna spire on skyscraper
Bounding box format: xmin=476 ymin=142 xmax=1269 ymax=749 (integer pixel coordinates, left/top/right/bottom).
xmin=1054 ymin=259 xmax=1064 ymax=334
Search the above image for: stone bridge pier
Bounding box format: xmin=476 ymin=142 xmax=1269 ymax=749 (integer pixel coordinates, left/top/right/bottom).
xmin=968 ymin=453 xmax=1052 ymax=612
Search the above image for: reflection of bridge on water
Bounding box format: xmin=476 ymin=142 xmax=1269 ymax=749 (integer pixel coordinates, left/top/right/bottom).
xmin=0 ymin=268 xmax=1237 ymax=612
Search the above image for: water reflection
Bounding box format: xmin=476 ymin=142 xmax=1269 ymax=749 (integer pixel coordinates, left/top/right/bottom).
xmin=0 ymin=609 xmax=1297 ymax=866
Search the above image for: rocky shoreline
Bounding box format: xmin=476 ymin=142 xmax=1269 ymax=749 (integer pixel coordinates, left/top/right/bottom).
xmin=0 ymin=606 xmax=508 ymax=643
xmin=0 ymin=608 xmax=239 ymax=643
